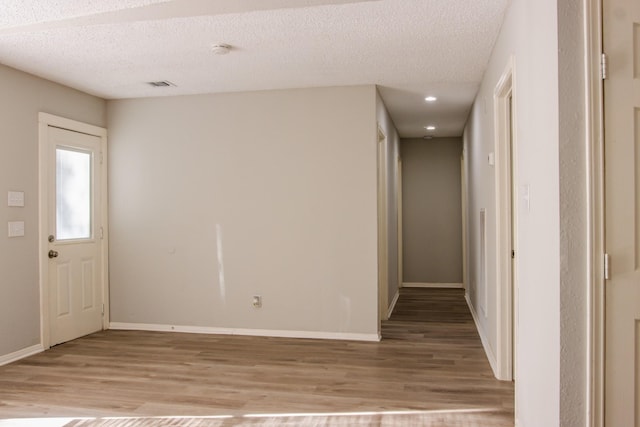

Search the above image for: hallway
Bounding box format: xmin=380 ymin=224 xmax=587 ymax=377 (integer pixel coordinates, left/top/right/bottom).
xmin=0 ymin=288 xmax=513 ymax=426
xmin=382 ymin=287 xmax=514 ymax=424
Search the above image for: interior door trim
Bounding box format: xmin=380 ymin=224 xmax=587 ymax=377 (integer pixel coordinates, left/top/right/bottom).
xmin=493 ymin=55 xmax=517 ymax=382
xmin=585 ymin=0 xmax=605 ymax=425
xmin=38 ymin=113 xmax=109 ymax=349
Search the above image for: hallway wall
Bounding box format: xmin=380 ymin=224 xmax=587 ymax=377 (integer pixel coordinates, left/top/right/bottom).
xmin=401 ymin=138 xmax=462 ymax=284
xmin=464 ymin=1 xmax=590 ymax=426
xmin=464 ymin=0 xmax=562 ymax=425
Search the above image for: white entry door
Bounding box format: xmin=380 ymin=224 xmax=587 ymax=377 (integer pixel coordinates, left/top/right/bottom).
xmin=603 ymin=0 xmax=640 ymax=424
xmin=46 ymin=125 xmax=104 ymax=346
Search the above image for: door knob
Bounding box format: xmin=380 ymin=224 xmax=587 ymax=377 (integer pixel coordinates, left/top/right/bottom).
xmin=48 ymin=250 xmax=59 ymax=259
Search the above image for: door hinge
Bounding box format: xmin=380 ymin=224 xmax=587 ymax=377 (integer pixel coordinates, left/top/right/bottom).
xmin=99 ymin=226 xmax=104 ymax=240
xmin=604 ymin=253 xmax=610 ymax=280
xmin=601 ymin=53 xmax=608 ymax=80
xmin=100 ymin=152 xmax=104 ymax=165
xmin=511 ymin=250 xmax=515 ymax=259
xmin=101 ymin=303 xmax=105 ymax=316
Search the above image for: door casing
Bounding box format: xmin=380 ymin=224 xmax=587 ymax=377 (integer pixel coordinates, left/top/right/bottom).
xmin=494 ymin=56 xmax=518 ymax=382
xmin=586 ymin=0 xmax=605 ymax=425
xmin=38 ymin=113 xmax=109 ymax=349
xmin=396 ymin=155 xmax=403 ymax=293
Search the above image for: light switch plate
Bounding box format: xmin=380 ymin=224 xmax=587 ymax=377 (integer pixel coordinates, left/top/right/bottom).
xmin=8 ymin=191 xmax=24 ymax=207
xmin=8 ymin=221 xmax=25 ymax=237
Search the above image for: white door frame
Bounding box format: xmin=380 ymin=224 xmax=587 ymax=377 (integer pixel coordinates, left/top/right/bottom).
xmin=461 ymin=153 xmax=468 ymax=290
xmin=396 ymin=155 xmax=403 ymax=290
xmin=38 ymin=113 xmax=109 ymax=349
xmin=377 ymin=125 xmax=389 ymax=325
xmin=586 ymin=0 xmax=605 ymax=424
xmin=494 ymin=56 xmax=517 ymax=381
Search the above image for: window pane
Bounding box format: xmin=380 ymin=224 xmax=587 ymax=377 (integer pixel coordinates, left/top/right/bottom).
xmin=56 ymin=148 xmax=92 ymax=240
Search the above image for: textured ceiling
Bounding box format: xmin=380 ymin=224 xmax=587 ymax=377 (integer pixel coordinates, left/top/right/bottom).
xmin=0 ymin=0 xmax=509 ymax=137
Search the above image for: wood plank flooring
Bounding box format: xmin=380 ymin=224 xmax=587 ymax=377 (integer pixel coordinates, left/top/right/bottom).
xmin=0 ymin=288 xmax=513 ymax=426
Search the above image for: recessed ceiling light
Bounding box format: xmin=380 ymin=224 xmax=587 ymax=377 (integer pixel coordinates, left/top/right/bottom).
xmin=211 ymin=43 xmax=232 ymax=55
xmin=425 ymin=125 xmax=436 ymax=131
xmin=425 ymin=96 xmax=437 ymax=102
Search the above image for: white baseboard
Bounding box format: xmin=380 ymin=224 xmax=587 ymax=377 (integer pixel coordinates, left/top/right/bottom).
xmin=0 ymin=344 xmax=44 ymax=366
xmin=387 ymin=289 xmax=400 ymax=318
xmin=403 ymin=282 xmax=464 ymax=289
xmin=109 ymin=323 xmax=381 ymax=342
xmin=464 ymin=293 xmax=498 ymax=378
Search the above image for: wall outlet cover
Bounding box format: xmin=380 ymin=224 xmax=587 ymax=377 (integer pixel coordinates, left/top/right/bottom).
xmin=252 ymin=295 xmax=262 ymax=308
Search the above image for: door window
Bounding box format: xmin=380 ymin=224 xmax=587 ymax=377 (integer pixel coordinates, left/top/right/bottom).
xmin=56 ymin=147 xmax=92 ymax=240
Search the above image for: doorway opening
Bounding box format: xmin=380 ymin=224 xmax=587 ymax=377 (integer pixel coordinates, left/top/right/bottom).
xmin=377 ymin=125 xmax=389 ymax=327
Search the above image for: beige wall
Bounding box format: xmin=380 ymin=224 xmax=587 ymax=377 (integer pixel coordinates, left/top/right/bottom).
xmin=401 ymin=138 xmax=462 ymax=284
xmin=107 ymin=86 xmax=380 ymax=337
xmin=0 ymin=64 xmax=106 ymax=358
xmin=463 ymin=0 xmax=563 ymax=421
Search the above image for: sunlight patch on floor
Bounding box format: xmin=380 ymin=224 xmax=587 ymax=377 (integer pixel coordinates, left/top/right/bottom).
xmin=0 ymin=408 xmax=507 ymax=427
xmin=243 ymin=408 xmax=500 ymax=418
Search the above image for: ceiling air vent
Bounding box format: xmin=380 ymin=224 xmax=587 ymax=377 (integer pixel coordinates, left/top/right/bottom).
xmin=147 ymin=80 xmax=175 ymax=88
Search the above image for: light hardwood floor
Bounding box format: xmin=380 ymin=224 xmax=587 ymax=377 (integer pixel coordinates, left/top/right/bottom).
xmin=0 ymin=288 xmax=513 ymax=426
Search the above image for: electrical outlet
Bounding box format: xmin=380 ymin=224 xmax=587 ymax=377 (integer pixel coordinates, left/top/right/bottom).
xmin=252 ymin=295 xmax=262 ymax=308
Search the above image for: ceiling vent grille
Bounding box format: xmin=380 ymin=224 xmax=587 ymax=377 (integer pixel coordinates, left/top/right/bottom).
xmin=147 ymin=80 xmax=175 ymax=87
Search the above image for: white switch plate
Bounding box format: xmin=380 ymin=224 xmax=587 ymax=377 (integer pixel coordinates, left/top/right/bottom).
xmin=8 ymin=191 xmax=24 ymax=207
xmin=8 ymin=221 xmax=25 ymax=237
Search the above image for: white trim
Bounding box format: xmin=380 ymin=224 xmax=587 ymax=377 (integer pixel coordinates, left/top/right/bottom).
xmin=461 ymin=154 xmax=468 ymax=291
xmin=585 ymin=0 xmax=604 ymax=425
xmin=493 ymin=56 xmax=517 ymax=381
xmin=109 ymin=323 xmax=381 ymax=342
xmin=402 ymin=282 xmax=464 ymax=289
xmin=38 ymin=120 xmax=50 ymax=349
xmin=38 ymin=113 xmax=106 ymax=137
xmin=465 ymin=293 xmax=498 ymax=377
xmin=396 ymin=155 xmax=404 ymax=289
xmin=38 ymin=113 xmax=109 ymax=349
xmin=387 ymin=289 xmax=400 ymax=318
xmin=0 ymin=344 xmax=44 ymax=367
